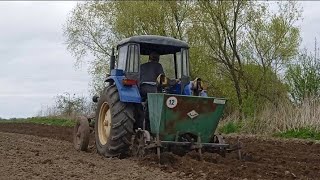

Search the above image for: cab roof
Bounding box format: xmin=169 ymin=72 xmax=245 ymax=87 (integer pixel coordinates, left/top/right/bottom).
xmin=116 ymin=35 xmax=189 ymax=55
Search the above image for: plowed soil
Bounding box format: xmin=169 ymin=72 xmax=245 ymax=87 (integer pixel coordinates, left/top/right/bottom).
xmin=0 ymin=123 xmax=320 ymax=180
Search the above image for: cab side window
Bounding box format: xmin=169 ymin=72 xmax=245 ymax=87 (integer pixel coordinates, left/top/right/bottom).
xmin=126 ymin=44 xmax=139 ymax=73
xmin=182 ymin=49 xmax=190 ymax=76
xmin=117 ymin=45 xmax=128 ymax=70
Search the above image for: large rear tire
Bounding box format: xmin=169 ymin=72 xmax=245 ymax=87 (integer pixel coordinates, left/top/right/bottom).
xmin=95 ymin=84 xmax=135 ymax=157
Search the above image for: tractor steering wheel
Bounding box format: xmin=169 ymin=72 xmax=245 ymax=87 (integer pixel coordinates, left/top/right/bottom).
xmin=156 ymin=74 xmax=178 ymax=93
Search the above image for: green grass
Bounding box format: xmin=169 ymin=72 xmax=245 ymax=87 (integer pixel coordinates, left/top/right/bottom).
xmin=218 ymin=121 xmax=242 ymax=134
xmin=274 ymin=128 xmax=320 ymax=140
xmin=0 ymin=117 xmax=75 ymax=127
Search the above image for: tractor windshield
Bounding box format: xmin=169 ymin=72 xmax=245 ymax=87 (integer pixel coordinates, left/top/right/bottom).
xmin=140 ymin=49 xmax=189 ymax=79
xmin=116 ymin=43 xmax=190 ymax=79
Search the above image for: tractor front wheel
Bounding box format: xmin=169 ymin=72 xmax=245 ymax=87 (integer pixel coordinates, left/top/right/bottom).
xmin=95 ymin=84 xmax=135 ymax=157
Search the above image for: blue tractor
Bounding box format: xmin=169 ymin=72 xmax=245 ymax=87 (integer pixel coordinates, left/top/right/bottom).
xmin=73 ymin=35 xmax=241 ymax=159
xmin=93 ymin=35 xmax=208 ymax=157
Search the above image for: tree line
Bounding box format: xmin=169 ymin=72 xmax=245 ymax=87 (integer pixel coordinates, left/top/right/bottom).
xmin=63 ymin=1 xmax=320 ymax=118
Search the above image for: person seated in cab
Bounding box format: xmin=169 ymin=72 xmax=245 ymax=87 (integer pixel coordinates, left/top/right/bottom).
xmin=138 ymin=51 xmax=164 ymax=131
xmin=139 ymin=51 xmax=164 ymax=101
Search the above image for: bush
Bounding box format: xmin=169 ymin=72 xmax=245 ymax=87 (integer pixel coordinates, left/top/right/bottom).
xmin=286 ymin=50 xmax=320 ymax=104
xmin=24 ymin=117 xmax=75 ymax=127
xmin=0 ymin=117 xmax=75 ymax=127
xmin=218 ymin=97 xmax=320 ymax=138
xmin=218 ymin=121 xmax=242 ymax=134
xmin=37 ymin=92 xmax=95 ymax=119
xmin=275 ymin=128 xmax=320 ymax=140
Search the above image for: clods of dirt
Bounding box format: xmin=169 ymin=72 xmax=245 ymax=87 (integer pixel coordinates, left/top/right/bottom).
xmin=1 ymin=123 xmax=320 ymax=180
xmin=0 ymin=131 xmax=183 ymax=180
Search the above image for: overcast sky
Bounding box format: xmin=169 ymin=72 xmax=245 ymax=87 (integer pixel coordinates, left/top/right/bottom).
xmin=0 ymin=1 xmax=319 ymax=119
xmin=0 ymin=1 xmax=89 ymax=119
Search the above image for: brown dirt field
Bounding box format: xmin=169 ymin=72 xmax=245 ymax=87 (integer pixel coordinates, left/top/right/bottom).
xmin=0 ymin=123 xmax=73 ymax=142
xmin=0 ymin=123 xmax=320 ymax=180
xmin=0 ymin=123 xmax=183 ymax=180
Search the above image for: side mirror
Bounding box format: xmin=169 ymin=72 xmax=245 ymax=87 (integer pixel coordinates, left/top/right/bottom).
xmin=92 ymin=95 xmax=99 ymax=103
xmin=110 ymin=47 xmax=115 ymax=73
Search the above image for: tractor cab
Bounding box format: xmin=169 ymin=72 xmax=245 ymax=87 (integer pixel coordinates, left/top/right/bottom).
xmin=116 ymin=35 xmax=189 ymax=81
xmin=111 ymin=35 xmax=198 ymax=98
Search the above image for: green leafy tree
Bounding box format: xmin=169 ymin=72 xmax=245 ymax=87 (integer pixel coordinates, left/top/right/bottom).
xmin=63 ymin=2 xmax=116 ymax=94
xmin=63 ymin=1 xmax=190 ymax=94
xmin=64 ymin=1 xmax=302 ymax=117
xmin=241 ymin=64 xmax=288 ymax=116
xmin=188 ymin=1 xmax=301 ymax=117
xmin=286 ymin=49 xmax=320 ymax=104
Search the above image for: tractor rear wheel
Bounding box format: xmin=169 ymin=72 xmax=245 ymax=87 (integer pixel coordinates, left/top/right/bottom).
xmin=95 ymin=84 xmax=135 ymax=157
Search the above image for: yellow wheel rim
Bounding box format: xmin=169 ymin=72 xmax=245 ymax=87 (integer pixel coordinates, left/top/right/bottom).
xmin=98 ymin=102 xmax=111 ymax=145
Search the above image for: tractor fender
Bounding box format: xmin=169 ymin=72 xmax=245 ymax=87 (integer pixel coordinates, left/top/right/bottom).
xmin=105 ymin=76 xmax=141 ymax=103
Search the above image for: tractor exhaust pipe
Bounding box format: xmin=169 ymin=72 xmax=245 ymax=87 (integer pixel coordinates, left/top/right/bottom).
xmin=110 ymin=47 xmax=115 ymax=74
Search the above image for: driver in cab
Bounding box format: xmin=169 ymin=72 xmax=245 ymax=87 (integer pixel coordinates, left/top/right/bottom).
xmin=139 ymin=51 xmax=164 ymax=101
